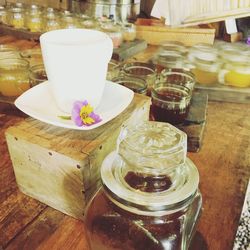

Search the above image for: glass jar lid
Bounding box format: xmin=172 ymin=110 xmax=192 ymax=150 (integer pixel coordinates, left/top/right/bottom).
xmin=101 ymin=122 xmax=199 ymax=214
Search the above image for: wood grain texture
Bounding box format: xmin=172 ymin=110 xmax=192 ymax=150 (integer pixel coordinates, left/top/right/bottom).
xmin=0 ymin=43 xmax=250 ymax=250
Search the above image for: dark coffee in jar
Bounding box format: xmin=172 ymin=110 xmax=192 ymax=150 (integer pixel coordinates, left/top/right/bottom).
xmin=151 ymin=84 xmax=191 ymax=125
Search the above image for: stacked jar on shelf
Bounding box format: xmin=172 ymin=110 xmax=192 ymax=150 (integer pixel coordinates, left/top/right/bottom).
xmin=0 ymin=3 xmax=137 ymax=49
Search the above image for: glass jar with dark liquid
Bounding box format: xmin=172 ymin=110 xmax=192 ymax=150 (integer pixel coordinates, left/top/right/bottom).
xmin=85 ymin=122 xmax=202 ymax=250
xmin=151 ymin=83 xmax=191 ymax=125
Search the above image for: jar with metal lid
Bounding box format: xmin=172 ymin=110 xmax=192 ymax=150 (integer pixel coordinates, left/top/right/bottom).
xmin=188 ymin=44 xmax=221 ymax=85
xmin=85 ymin=121 xmax=202 ymax=250
xmin=218 ymin=49 xmax=250 ymax=88
xmin=8 ymin=7 xmax=25 ymax=29
xmin=0 ymin=58 xmax=30 ymax=97
xmin=26 ymin=4 xmax=43 ymax=32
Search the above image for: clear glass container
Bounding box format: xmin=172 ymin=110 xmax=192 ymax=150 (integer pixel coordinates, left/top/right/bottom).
xmin=101 ymin=21 xmax=123 ymax=48
xmin=188 ymin=44 xmax=220 ymax=85
xmin=218 ymin=49 xmax=250 ymax=88
xmin=112 ymin=75 xmax=147 ymax=94
xmin=43 ymin=7 xmax=60 ymax=31
xmin=8 ymin=7 xmax=25 ymax=29
xmin=122 ymin=22 xmax=136 ymax=42
xmin=85 ymin=121 xmax=202 ymax=250
xmin=106 ymin=59 xmax=120 ymax=81
xmin=0 ymin=6 xmax=8 ymax=24
xmin=26 ymin=4 xmax=43 ymax=32
xmin=0 ymin=44 xmax=20 ymax=59
xmin=160 ymin=69 xmax=196 ymax=92
xmin=0 ymin=58 xmax=30 ymax=97
xmin=122 ymin=62 xmax=157 ymax=96
xmin=29 ymin=64 xmax=47 ymax=87
xmin=151 ymin=83 xmax=192 ymax=125
xmin=159 ymin=40 xmax=187 ymax=55
xmin=60 ymin=10 xmax=79 ymax=29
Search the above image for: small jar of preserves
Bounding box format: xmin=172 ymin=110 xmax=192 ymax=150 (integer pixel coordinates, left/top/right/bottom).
xmin=26 ymin=4 xmax=43 ymax=32
xmin=188 ymin=44 xmax=220 ymax=85
xmin=8 ymin=7 xmax=25 ymax=29
xmin=43 ymin=7 xmax=60 ymax=31
xmin=218 ymin=49 xmax=250 ymax=88
xmin=0 ymin=44 xmax=20 ymax=59
xmin=60 ymin=10 xmax=79 ymax=29
xmin=0 ymin=58 xmax=30 ymax=97
xmin=85 ymin=121 xmax=202 ymax=250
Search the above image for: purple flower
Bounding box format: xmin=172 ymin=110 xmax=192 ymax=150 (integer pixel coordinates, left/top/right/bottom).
xmin=71 ymin=100 xmax=102 ymax=127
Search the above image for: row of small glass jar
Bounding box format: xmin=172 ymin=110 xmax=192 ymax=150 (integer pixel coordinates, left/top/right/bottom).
xmin=108 ymin=60 xmax=194 ymax=125
xmin=0 ymin=3 xmax=136 ymax=47
xmin=151 ymin=40 xmax=250 ymax=88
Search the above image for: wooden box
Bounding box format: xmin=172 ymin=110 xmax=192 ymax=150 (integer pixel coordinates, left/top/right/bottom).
xmin=5 ymin=94 xmax=151 ymax=221
xmin=135 ymin=19 xmax=215 ymax=46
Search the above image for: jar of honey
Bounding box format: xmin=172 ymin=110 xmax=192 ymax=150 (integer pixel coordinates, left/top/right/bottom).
xmin=188 ymin=44 xmax=221 ymax=85
xmin=0 ymin=6 xmax=8 ymax=25
xmin=122 ymin=22 xmax=136 ymax=42
xmin=218 ymin=49 xmax=250 ymax=88
xmin=85 ymin=121 xmax=202 ymax=250
xmin=0 ymin=58 xmax=30 ymax=97
xmin=8 ymin=7 xmax=25 ymax=29
xmin=43 ymin=7 xmax=60 ymax=31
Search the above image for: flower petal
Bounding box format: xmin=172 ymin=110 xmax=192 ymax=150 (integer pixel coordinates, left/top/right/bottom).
xmin=89 ymin=112 xmax=102 ymax=123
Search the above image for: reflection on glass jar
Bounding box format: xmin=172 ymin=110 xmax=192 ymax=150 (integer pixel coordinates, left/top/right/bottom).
xmin=85 ymin=122 xmax=202 ymax=250
xmin=106 ymin=59 xmax=120 ymax=81
xmin=151 ymin=83 xmax=191 ymax=125
xmin=219 ymin=50 xmax=250 ymax=88
xmin=112 ymin=75 xmax=147 ymax=94
xmin=29 ymin=64 xmax=47 ymax=87
xmin=160 ymin=69 xmax=196 ymax=92
xmin=0 ymin=58 xmax=30 ymax=97
xmin=188 ymin=44 xmax=220 ymax=85
xmin=122 ymin=62 xmax=157 ymax=95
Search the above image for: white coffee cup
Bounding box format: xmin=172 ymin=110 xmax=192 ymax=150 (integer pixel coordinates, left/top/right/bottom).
xmin=40 ymin=29 xmax=113 ymax=113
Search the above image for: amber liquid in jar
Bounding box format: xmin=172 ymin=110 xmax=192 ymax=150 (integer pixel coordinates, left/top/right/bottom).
xmin=85 ymin=172 xmax=187 ymax=250
xmin=151 ymin=88 xmax=190 ymax=125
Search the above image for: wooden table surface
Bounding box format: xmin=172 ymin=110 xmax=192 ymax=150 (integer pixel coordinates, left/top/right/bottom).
xmin=0 ymin=37 xmax=250 ymax=250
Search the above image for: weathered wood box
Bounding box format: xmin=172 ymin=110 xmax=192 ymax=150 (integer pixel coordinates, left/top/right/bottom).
xmin=5 ymin=94 xmax=151 ymax=221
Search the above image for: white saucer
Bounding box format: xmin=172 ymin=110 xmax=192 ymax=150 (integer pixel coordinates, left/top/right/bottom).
xmin=15 ymin=80 xmax=134 ymax=130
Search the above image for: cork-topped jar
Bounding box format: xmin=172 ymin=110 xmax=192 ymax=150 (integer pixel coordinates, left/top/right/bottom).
xmin=85 ymin=122 xmax=202 ymax=250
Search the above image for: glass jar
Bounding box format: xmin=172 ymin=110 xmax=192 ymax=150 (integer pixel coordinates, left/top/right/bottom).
xmin=159 ymin=40 xmax=187 ymax=55
xmin=159 ymin=69 xmax=196 ymax=92
xmin=106 ymin=59 xmax=120 ymax=81
xmin=29 ymin=64 xmax=47 ymax=87
xmin=26 ymin=4 xmax=43 ymax=32
xmin=122 ymin=62 xmax=157 ymax=96
xmin=112 ymin=75 xmax=147 ymax=94
xmin=0 ymin=6 xmax=8 ymax=24
xmin=85 ymin=121 xmax=202 ymax=250
xmin=8 ymin=7 xmax=25 ymax=29
xmin=219 ymin=50 xmax=250 ymax=88
xmin=151 ymin=83 xmax=192 ymax=125
xmin=0 ymin=44 xmax=20 ymax=59
xmin=122 ymin=22 xmax=136 ymax=42
xmin=0 ymin=58 xmax=30 ymax=97
xmin=60 ymin=11 xmax=79 ymax=29
xmin=101 ymin=21 xmax=123 ymax=49
xmin=188 ymin=44 xmax=220 ymax=85
xmin=43 ymin=7 xmax=60 ymax=31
